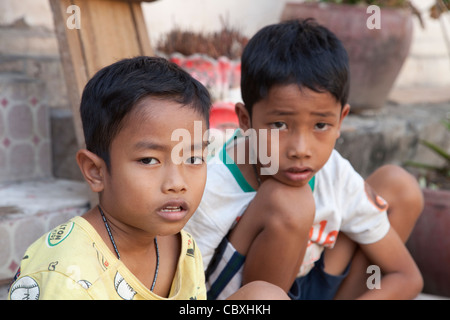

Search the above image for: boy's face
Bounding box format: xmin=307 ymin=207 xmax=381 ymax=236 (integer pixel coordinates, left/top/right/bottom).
xmin=100 ymin=97 xmax=208 ymax=236
xmin=238 ymin=84 xmax=349 ymax=187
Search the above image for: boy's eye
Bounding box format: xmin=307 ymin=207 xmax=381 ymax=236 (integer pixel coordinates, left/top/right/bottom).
xmin=315 ymin=123 xmax=329 ymax=131
xmin=186 ymin=156 xmax=204 ymax=165
xmin=140 ymin=158 xmax=159 ymax=165
xmin=270 ymin=122 xmax=287 ymax=130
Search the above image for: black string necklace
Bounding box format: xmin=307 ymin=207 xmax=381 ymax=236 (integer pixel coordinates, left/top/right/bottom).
xmin=249 ymin=134 xmax=261 ymax=187
xmin=252 ymin=163 xmax=261 ymax=187
xmin=98 ymin=205 xmax=159 ymax=292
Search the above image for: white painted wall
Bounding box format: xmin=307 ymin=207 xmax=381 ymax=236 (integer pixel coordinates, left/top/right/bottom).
xmin=0 ymin=0 xmax=54 ymax=28
xmin=393 ymin=0 xmax=450 ymax=88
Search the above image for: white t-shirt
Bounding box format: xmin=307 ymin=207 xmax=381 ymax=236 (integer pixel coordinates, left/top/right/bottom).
xmin=185 ymin=136 xmax=390 ymax=277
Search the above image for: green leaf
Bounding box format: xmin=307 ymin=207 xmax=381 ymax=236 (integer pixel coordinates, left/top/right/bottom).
xmin=442 ymin=119 xmax=450 ymax=131
xmin=420 ymin=140 xmax=450 ymax=163
xmin=403 ymin=160 xmax=443 ymax=171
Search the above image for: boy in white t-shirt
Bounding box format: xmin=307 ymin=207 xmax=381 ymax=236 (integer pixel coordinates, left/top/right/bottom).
xmin=185 ymin=19 xmax=424 ymax=300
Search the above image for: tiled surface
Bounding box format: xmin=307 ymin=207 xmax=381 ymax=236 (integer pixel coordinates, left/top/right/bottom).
xmin=0 ymin=73 xmax=91 ymax=284
xmin=0 ymin=76 xmax=52 ymax=183
xmin=0 ymin=179 xmax=90 ymax=281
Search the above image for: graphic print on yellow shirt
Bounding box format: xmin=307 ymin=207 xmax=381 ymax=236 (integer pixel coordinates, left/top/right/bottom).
xmin=8 ymin=216 xmax=206 ymax=300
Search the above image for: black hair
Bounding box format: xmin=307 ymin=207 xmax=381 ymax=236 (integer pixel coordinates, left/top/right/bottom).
xmin=241 ymin=19 xmax=350 ymax=115
xmin=80 ymin=56 xmax=211 ymax=169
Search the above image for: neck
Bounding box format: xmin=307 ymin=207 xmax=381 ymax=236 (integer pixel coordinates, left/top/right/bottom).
xmin=232 ymin=136 xmax=264 ymax=189
xmin=84 ymin=205 xmax=161 ymax=292
xmin=85 ymin=205 xmax=157 ymax=257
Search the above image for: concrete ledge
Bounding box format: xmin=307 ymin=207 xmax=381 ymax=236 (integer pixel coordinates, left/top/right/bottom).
xmin=336 ymin=102 xmax=450 ymax=178
xmin=0 ymin=178 xmax=90 ymax=281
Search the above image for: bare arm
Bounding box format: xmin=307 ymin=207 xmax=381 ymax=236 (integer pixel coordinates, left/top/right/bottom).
xmin=228 ymin=178 xmax=315 ymax=292
xmin=357 ymin=227 xmax=423 ymax=300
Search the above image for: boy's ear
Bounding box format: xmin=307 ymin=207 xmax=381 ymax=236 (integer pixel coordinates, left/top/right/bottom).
xmin=337 ymin=103 xmax=351 ymax=138
xmin=76 ymin=149 xmax=106 ymax=193
xmin=235 ymin=102 xmax=251 ymax=131
xmin=341 ymin=103 xmax=350 ymax=119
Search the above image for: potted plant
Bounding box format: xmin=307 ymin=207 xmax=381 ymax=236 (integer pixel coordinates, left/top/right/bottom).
xmin=280 ymin=0 xmax=420 ymax=113
xmin=156 ymin=20 xmax=248 ymax=103
xmin=404 ymin=118 xmax=450 ymax=297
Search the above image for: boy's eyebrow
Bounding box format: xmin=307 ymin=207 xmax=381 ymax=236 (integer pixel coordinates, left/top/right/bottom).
xmin=267 ymin=110 xmax=297 ymax=116
xmin=311 ymin=111 xmax=338 ymax=118
xmin=192 ymin=141 xmax=210 ymax=150
xmin=267 ymin=110 xmax=338 ymax=118
xmin=133 ymin=140 xmax=209 ymax=151
xmin=133 ymin=141 xmax=168 ymax=151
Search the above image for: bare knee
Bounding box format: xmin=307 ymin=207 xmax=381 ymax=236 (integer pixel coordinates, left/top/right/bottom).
xmin=367 ymin=165 xmax=424 ymax=240
xmin=227 ymin=281 xmax=290 ymax=300
xmin=369 ymin=165 xmax=424 ymax=217
xmin=228 ymin=178 xmax=315 ymax=256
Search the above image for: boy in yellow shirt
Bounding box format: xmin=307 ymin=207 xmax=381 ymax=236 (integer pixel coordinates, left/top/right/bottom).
xmin=8 ymin=56 xmax=287 ymax=300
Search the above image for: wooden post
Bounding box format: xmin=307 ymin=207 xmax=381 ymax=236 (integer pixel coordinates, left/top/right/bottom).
xmin=49 ymin=0 xmax=157 ymax=207
xmin=49 ymin=0 xmax=157 ymax=149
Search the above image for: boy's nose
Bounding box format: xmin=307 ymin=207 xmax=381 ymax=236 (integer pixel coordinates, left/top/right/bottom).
xmin=162 ymin=165 xmax=187 ymax=193
xmin=287 ymin=134 xmax=311 ymax=159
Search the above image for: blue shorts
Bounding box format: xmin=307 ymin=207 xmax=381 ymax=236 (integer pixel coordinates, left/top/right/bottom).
xmin=206 ymin=236 xmax=350 ymax=300
xmin=288 ymin=252 xmax=351 ymax=300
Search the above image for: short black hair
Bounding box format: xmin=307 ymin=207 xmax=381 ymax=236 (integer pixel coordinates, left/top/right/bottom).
xmin=241 ymin=19 xmax=349 ymax=115
xmin=80 ymin=56 xmax=211 ymax=169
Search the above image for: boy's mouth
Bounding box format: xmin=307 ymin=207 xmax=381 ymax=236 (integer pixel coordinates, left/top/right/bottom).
xmin=157 ymin=200 xmax=189 ymax=221
xmin=288 ymin=167 xmax=311 ymax=173
xmin=284 ymin=166 xmax=313 ymax=182
xmin=161 ymin=206 xmax=184 ymax=212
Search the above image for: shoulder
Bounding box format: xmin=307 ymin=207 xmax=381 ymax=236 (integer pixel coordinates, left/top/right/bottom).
xmin=320 ymin=149 xmax=355 ymax=176
xmin=9 ymin=217 xmax=121 ymax=300
xmin=178 ymin=230 xmax=206 ymax=295
xmin=41 ymin=217 xmax=101 ymax=259
xmin=19 ymin=218 xmax=85 ymax=270
xmin=180 ymin=230 xmax=201 ymax=260
xmin=315 ymin=149 xmax=362 ymax=193
xmin=206 ymin=151 xmax=243 ymax=190
xmin=14 ymin=217 xmax=114 ymax=285
xmin=8 ymin=218 xmax=95 ymax=300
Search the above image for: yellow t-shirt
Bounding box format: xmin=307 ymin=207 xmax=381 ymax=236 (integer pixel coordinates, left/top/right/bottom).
xmin=8 ymin=216 xmax=206 ymax=300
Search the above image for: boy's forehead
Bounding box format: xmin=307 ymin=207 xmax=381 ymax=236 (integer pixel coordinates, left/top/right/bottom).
xmin=115 ymin=99 xmax=208 ymax=146
xmin=132 ymin=96 xmax=207 ymax=121
xmin=259 ymin=84 xmax=339 ymax=107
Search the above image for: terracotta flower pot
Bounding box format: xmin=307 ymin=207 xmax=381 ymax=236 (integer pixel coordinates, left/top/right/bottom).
xmin=281 ymin=2 xmax=413 ymax=113
xmin=406 ymin=188 xmax=450 ymax=297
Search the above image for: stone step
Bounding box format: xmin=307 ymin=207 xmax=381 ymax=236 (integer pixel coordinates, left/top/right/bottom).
xmin=0 ymin=178 xmax=91 ymax=282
